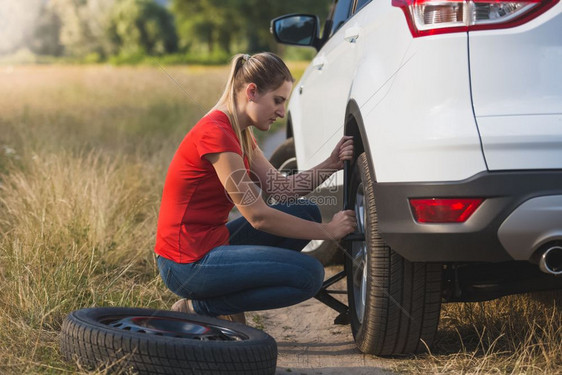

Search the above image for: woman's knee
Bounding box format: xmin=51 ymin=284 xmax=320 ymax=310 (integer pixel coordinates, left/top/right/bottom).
xmin=306 ymin=201 xmax=322 ymax=223
xmin=274 ymin=200 xmax=322 ymax=223
xmin=302 ymin=257 xmax=325 ymax=297
xmin=296 ymin=200 xmax=321 ymax=223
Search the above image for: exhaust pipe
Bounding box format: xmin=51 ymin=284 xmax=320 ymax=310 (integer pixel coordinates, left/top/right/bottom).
xmin=539 ymin=246 xmax=562 ymax=275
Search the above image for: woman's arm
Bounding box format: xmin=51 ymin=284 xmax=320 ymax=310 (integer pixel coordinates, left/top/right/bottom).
xmin=205 ymin=151 xmax=356 ymax=240
xmin=251 ymin=136 xmax=353 ymax=199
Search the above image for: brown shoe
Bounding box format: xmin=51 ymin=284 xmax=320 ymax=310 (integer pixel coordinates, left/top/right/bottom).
xmin=217 ymin=313 xmax=246 ymax=325
xmin=171 ymin=298 xmax=195 ymax=314
xmin=172 ymin=299 xmax=246 ymax=324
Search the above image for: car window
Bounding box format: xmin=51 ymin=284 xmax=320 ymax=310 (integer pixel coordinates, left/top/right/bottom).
xmin=330 ymin=0 xmax=354 ymax=36
xmin=355 ymin=0 xmax=371 ymax=13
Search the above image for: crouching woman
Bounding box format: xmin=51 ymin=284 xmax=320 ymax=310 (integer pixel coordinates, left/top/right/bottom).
xmin=155 ymin=52 xmax=356 ymax=323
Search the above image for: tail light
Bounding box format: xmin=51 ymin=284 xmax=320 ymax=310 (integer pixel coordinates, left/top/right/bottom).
xmin=392 ymin=0 xmax=559 ymax=37
xmin=409 ymin=198 xmax=484 ymax=223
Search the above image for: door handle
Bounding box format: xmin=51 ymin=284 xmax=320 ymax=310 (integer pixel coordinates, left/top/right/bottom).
xmin=344 ymin=27 xmax=361 ymax=43
xmin=313 ymin=62 xmax=324 ymax=70
xmin=312 ymin=56 xmax=326 ymax=70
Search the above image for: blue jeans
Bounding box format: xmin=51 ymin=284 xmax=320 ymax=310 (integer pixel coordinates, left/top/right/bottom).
xmin=157 ymin=202 xmax=325 ymax=316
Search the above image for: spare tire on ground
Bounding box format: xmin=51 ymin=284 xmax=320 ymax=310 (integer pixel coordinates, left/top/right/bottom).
xmin=60 ymin=307 xmax=277 ymax=375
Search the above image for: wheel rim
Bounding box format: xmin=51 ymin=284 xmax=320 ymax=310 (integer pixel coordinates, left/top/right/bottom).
xmin=302 ymin=239 xmax=325 ymax=253
xmin=102 ymin=315 xmax=249 ymax=341
xmin=279 ymin=157 xmax=297 ymax=176
xmin=352 ymin=182 xmax=368 ymax=324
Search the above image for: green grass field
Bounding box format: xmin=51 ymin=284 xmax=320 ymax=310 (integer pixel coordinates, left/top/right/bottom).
xmin=0 ymin=64 xmax=560 ymax=374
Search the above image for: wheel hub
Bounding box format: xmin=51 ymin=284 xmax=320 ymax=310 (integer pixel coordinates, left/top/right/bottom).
xmin=352 ymin=182 xmax=368 ymax=324
xmin=104 ymin=316 xmax=248 ymax=341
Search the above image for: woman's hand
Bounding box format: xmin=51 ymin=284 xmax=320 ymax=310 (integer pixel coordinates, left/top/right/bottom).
xmin=325 ymin=210 xmax=357 ymax=240
xmin=327 ymin=136 xmax=354 ymax=170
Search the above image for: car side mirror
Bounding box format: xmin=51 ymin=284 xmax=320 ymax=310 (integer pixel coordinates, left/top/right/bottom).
xmin=271 ymin=14 xmax=320 ymax=50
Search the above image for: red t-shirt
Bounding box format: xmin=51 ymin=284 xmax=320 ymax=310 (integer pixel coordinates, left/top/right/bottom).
xmin=155 ymin=110 xmax=251 ymax=263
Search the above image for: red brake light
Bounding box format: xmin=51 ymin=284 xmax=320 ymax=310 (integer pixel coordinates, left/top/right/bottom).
xmin=392 ymin=0 xmax=559 ymax=37
xmin=409 ymin=198 xmax=484 ymax=223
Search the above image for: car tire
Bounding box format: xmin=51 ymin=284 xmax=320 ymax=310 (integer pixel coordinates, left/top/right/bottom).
xmin=60 ymin=307 xmax=277 ymax=375
xmin=268 ymin=137 xmax=342 ymax=265
xmin=345 ymin=153 xmax=442 ymax=355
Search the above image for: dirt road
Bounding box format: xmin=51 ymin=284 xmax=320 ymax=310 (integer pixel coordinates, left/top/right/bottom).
xmin=247 ymin=266 xmax=396 ymax=375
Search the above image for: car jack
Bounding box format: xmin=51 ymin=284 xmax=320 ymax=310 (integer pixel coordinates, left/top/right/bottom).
xmin=313 ymin=233 xmax=364 ymax=325
xmin=313 ymin=160 xmax=364 ymax=325
xmin=314 ymin=267 xmax=349 ymax=324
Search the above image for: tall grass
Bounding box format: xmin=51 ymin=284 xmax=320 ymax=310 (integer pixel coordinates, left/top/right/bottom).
xmin=0 ymin=62 xmax=308 ymax=374
xmin=0 ymin=151 xmax=161 ymax=374
xmin=0 ymin=64 xmax=229 ymax=374
xmin=396 ymin=293 xmax=562 ymax=374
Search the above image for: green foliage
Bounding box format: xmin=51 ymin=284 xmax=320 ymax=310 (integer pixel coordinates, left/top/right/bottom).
xmin=172 ymin=0 xmax=330 ymax=55
xmin=282 ymin=46 xmax=318 ymax=61
xmin=237 ymin=0 xmax=330 ymax=53
xmin=4 ymin=0 xmax=330 ymax=64
xmin=171 ymin=0 xmax=241 ymax=54
xmin=108 ymin=0 xmax=178 ymax=57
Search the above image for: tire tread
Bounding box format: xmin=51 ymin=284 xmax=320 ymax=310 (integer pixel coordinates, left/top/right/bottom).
xmin=347 ymin=153 xmax=442 ymax=356
xmin=60 ymin=307 xmax=277 ymax=375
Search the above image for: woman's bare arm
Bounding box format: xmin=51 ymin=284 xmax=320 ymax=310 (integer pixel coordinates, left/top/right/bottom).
xmin=205 ymin=151 xmax=356 ymax=240
xmin=250 ymin=136 xmax=353 ymax=199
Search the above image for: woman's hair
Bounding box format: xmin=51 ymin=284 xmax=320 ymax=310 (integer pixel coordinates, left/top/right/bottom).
xmin=213 ymin=52 xmax=294 ymax=163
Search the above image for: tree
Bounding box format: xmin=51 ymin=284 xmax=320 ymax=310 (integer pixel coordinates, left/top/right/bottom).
xmin=237 ymin=0 xmax=330 ymax=53
xmin=171 ymin=0 xmax=241 ymax=54
xmin=171 ymin=0 xmax=330 ymax=55
xmin=27 ymin=5 xmax=64 ymax=56
xmin=45 ymin=0 xmax=116 ymax=58
xmin=108 ymin=0 xmax=178 ymax=56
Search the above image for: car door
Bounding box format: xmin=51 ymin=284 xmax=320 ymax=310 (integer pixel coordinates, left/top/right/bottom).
xmin=295 ymin=0 xmax=366 ymax=170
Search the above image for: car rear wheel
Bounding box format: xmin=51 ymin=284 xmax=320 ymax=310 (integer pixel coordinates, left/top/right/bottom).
xmin=269 ymin=137 xmax=341 ymax=265
xmin=345 ymin=153 xmax=443 ymax=355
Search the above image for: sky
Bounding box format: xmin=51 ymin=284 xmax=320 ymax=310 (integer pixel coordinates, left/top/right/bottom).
xmin=0 ymin=0 xmax=43 ymax=54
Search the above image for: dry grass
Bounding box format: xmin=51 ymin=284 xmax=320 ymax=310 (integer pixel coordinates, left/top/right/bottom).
xmin=0 ymin=65 xmax=227 ymax=159
xmin=0 ymin=64 xmax=228 ymax=374
xmin=394 ymin=293 xmax=562 ymax=375
xmin=0 ymin=62 xmax=308 ymax=374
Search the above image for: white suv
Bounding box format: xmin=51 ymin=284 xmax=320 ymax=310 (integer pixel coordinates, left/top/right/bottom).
xmin=271 ymin=0 xmax=562 ymax=356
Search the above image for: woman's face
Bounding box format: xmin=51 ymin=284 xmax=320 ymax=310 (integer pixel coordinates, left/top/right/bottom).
xmin=247 ymin=80 xmax=293 ymax=131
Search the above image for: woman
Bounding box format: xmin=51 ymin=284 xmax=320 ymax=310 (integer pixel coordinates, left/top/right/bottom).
xmin=155 ymin=52 xmax=356 ymax=324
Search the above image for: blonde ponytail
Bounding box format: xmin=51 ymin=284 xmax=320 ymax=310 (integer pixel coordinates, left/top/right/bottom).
xmin=212 ymin=52 xmax=294 ymax=165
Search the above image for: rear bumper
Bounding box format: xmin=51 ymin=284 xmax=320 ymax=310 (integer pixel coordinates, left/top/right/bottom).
xmin=374 ymin=170 xmax=562 ymax=262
